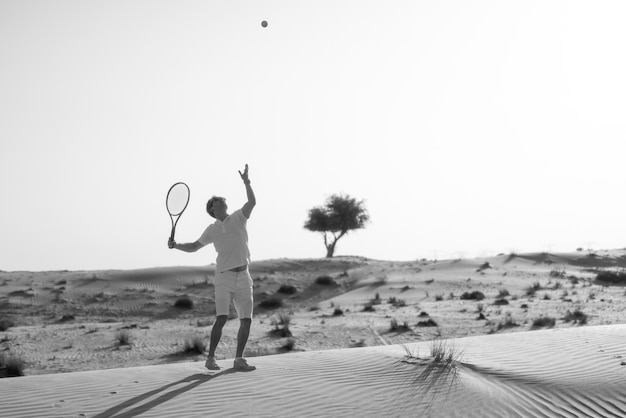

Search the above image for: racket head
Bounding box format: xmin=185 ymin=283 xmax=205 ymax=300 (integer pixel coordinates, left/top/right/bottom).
xmin=166 ymin=182 xmax=190 ymax=216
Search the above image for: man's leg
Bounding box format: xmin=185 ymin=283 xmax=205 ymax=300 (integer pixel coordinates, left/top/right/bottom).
xmin=235 ymin=318 xmax=251 ymax=358
xmin=208 ymin=315 xmax=228 ymax=358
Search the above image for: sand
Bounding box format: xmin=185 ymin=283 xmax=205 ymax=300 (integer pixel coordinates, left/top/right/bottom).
xmin=2 ymin=250 xmax=626 ymax=416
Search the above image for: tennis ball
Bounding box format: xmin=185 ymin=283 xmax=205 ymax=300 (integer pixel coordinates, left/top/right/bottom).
xmin=261 ymin=20 xmax=268 ymax=28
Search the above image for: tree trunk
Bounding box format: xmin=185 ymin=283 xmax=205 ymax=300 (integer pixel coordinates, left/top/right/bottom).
xmin=325 ymin=243 xmax=335 ymax=258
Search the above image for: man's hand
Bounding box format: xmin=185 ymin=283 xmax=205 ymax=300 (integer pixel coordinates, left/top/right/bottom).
xmin=238 ymin=164 xmax=250 ymax=184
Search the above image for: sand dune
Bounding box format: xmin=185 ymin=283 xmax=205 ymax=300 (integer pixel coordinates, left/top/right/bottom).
xmin=3 ymin=250 xmax=626 ymax=416
xmin=1 ymin=325 xmax=626 ymax=417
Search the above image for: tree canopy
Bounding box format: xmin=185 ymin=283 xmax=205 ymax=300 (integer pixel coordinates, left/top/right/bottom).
xmin=304 ymin=194 xmax=369 ymax=257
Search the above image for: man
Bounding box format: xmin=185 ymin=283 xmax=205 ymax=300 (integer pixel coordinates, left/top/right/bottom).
xmin=168 ymin=164 xmax=256 ymax=371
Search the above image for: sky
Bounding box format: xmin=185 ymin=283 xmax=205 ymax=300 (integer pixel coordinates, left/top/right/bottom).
xmin=1 ymin=0 xmax=625 ymax=271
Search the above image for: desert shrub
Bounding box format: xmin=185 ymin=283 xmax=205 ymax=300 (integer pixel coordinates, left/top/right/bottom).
xmin=315 ymin=275 xmax=336 ymax=286
xmin=0 ymin=353 xmax=25 ymax=377
xmin=460 ymin=291 xmax=485 ymax=301
xmin=0 ymin=319 xmax=15 ymax=332
xmin=498 ymin=289 xmax=510 ymax=298
xmin=277 ymin=284 xmax=298 ymax=295
xmin=551 ymin=281 xmax=563 ymax=290
xmin=390 ymin=318 xmax=410 ymax=332
xmin=531 ymin=316 xmax=556 ymax=329
xmin=549 ymin=268 xmax=566 ymax=278
xmin=350 ymin=339 xmax=367 ymax=348
xmin=429 ymin=339 xmax=463 ymax=366
xmin=258 ymin=297 xmax=283 ymax=310
xmin=182 ymin=336 xmax=206 ymax=354
xmin=416 ymin=318 xmax=438 ymax=327
xmin=370 ymin=293 xmax=382 ymax=305
xmin=477 ymin=262 xmax=491 ymax=271
xmin=269 ymin=315 xmax=293 ymax=338
xmin=435 ymin=294 xmax=444 ymax=301
xmin=563 ymin=309 xmax=588 ymax=324
xmin=362 ymin=303 xmax=376 ymax=312
xmin=493 ymin=298 xmax=509 ymax=306
xmin=388 ymin=297 xmax=406 ymax=307
xmin=332 ymin=307 xmax=344 ymax=316
xmin=595 ymin=270 xmax=626 ymax=284
xmin=174 ymin=297 xmax=193 ymax=309
xmin=281 ymin=338 xmax=296 ymax=351
xmin=115 ymin=330 xmax=131 ymax=346
xmin=489 ymin=312 xmax=518 ymax=333
xmin=525 ymin=282 xmax=542 ymax=297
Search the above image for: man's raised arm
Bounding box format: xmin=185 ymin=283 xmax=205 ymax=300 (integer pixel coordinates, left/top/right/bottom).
xmin=239 ymin=164 xmax=256 ymax=218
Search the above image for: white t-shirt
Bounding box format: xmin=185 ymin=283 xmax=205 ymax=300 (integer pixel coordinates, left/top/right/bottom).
xmin=198 ymin=209 xmax=250 ymax=273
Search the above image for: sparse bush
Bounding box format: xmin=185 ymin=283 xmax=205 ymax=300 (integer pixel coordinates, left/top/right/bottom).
xmin=429 ymin=339 xmax=463 ymax=366
xmin=370 ymin=293 xmax=382 ymax=305
xmin=0 ymin=319 xmax=15 ymax=332
xmin=531 ymin=316 xmax=556 ymax=329
xmin=315 ymin=275 xmax=336 ymax=286
xmin=460 ymin=291 xmax=485 ymax=301
xmin=493 ymin=298 xmax=509 ymax=305
xmin=525 ymin=282 xmax=542 ymax=297
xmin=269 ymin=315 xmax=292 ymax=338
xmin=568 ymin=276 xmax=580 ymax=285
xmin=332 ymin=307 xmax=344 ymax=316
xmin=390 ymin=318 xmax=411 ymax=332
xmin=174 ymin=296 xmax=193 ymax=309
xmin=115 ymin=330 xmax=131 ymax=346
xmin=182 ymin=336 xmax=206 ymax=354
xmin=281 ymin=338 xmax=296 ymax=351
xmin=489 ymin=312 xmax=518 ymax=333
xmin=0 ymin=353 xmax=25 ymax=377
xmin=595 ymin=270 xmax=626 ymax=284
xmin=258 ymin=296 xmax=283 ymax=310
xmin=477 ymin=262 xmax=491 ymax=272
xmin=563 ymin=309 xmax=588 ymax=325
xmin=551 ymin=281 xmax=563 ymax=290
xmin=549 ymin=268 xmax=566 ymax=278
xmin=388 ymin=296 xmax=406 ymax=307
xmin=362 ymin=303 xmax=376 ymax=312
xmin=416 ymin=318 xmax=438 ymax=327
xmin=435 ymin=294 xmax=444 ymax=301
xmin=498 ymin=289 xmax=510 ymax=298
xmin=277 ymin=284 xmax=298 ymax=295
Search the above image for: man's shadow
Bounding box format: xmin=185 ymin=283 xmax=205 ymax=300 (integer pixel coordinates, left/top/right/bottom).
xmin=93 ymin=368 xmax=243 ymax=418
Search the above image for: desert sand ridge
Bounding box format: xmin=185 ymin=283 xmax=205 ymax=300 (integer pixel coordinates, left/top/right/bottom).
xmin=3 ymin=250 xmax=626 ymax=416
xmin=1 ymin=325 xmax=626 ymax=417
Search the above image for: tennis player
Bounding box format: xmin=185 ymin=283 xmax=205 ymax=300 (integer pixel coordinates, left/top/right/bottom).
xmin=168 ymin=164 xmax=256 ymax=371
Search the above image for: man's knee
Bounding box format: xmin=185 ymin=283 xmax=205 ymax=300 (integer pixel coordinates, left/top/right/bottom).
xmin=214 ymin=315 xmax=228 ymax=327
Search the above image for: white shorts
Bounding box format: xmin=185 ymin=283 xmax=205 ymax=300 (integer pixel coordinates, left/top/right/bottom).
xmin=213 ymin=269 xmax=254 ymax=319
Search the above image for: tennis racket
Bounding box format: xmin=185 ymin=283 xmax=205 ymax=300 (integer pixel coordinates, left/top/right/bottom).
xmin=166 ymin=182 xmax=190 ymax=243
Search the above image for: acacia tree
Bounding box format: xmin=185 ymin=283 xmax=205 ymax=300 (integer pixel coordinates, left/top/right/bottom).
xmin=303 ymin=194 xmax=370 ymax=258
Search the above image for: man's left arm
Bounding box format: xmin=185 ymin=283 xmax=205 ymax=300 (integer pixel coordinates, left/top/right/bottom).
xmin=239 ymin=164 xmax=256 ymax=218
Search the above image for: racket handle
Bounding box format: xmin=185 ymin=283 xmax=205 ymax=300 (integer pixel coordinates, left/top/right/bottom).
xmin=169 ymin=226 xmax=176 ymax=241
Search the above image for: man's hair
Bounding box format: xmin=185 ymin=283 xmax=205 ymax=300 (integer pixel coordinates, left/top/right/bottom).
xmin=206 ymin=196 xmax=225 ymax=218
